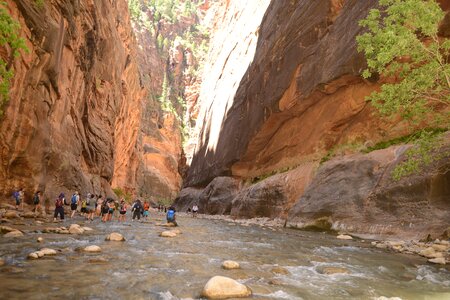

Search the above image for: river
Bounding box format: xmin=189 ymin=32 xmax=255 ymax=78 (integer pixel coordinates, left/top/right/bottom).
xmin=0 ymin=214 xmax=449 ymax=299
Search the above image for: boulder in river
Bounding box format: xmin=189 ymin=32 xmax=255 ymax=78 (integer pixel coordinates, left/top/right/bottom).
xmin=0 ymin=258 xmax=5 ymax=266
xmin=337 ymin=234 xmax=353 ymax=240
xmin=69 ymin=224 xmax=85 ymax=234
xmin=222 ymin=260 xmax=240 ymax=270
xmin=160 ymin=231 xmax=177 ymax=238
xmin=428 ymin=257 xmax=446 ymax=265
xmin=0 ymin=226 xmax=17 ymax=233
xmin=82 ymin=227 xmax=94 ymax=232
xmin=84 ymin=245 xmax=102 ymax=253
xmin=201 ymin=276 xmax=252 ymax=299
xmin=3 ymin=211 xmax=19 ymax=219
xmin=318 ymin=266 xmax=350 ymax=275
xmin=37 ymin=237 xmax=44 ymax=243
xmin=106 ymin=232 xmax=125 ymax=241
xmin=271 ymin=266 xmax=290 ymax=275
xmin=4 ymin=230 xmax=23 ymax=238
xmin=40 ymin=248 xmax=57 ymax=256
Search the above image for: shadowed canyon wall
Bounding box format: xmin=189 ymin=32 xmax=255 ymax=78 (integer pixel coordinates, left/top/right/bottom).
xmin=0 ymin=0 xmax=181 ymax=202
xmin=176 ymin=0 xmax=450 ymax=238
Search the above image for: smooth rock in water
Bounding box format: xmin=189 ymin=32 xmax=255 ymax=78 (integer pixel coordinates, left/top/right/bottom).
xmin=88 ymin=257 xmax=108 ymax=264
xmin=36 ymin=221 xmax=43 ymax=225
xmin=271 ymin=266 xmax=290 ymax=275
xmin=59 ymin=229 xmax=70 ymax=234
xmin=21 ymin=212 xmax=35 ymax=219
xmin=36 ymin=251 xmax=45 ymax=258
xmin=82 ymin=227 xmax=93 ymax=231
xmin=222 ymin=260 xmax=240 ymax=270
xmin=170 ymin=229 xmax=182 ymax=235
xmin=318 ymin=266 xmax=350 ymax=275
xmin=27 ymin=252 xmax=39 ymax=260
xmin=0 ymin=258 xmax=5 ymax=266
xmin=337 ymin=234 xmax=353 ymax=240
xmin=201 ymin=276 xmax=252 ymax=299
xmin=160 ymin=231 xmax=177 ymax=238
xmin=40 ymin=248 xmax=57 ymax=256
xmin=0 ymin=226 xmax=16 ymax=233
xmin=84 ymin=245 xmax=102 ymax=253
xmin=37 ymin=237 xmax=44 ymax=243
xmin=164 ymin=223 xmax=176 ymax=227
xmin=4 ymin=230 xmax=23 ymax=238
xmin=419 ymin=247 xmax=437 ymax=258
xmin=432 ymin=244 xmax=448 ymax=252
xmin=106 ymin=232 xmax=125 ymax=241
xmin=428 ymin=257 xmax=446 ymax=265
xmin=0 ymin=203 xmax=15 ymax=210
xmin=3 ymin=211 xmax=19 ymax=219
xmin=69 ymin=224 xmax=84 ymax=234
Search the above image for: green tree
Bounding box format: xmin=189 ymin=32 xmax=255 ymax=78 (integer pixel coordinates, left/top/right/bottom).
xmin=357 ymin=0 xmax=449 ymax=178
xmin=0 ymin=1 xmax=28 ymax=116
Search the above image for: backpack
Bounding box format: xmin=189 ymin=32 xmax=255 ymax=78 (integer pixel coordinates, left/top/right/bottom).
xmin=56 ymin=198 xmax=63 ymax=207
xmin=12 ymin=191 xmax=19 ymax=199
xmin=167 ymin=209 xmax=175 ymax=221
xmin=71 ymin=194 xmax=77 ymax=204
xmin=33 ymin=194 xmax=39 ymax=204
xmin=86 ymin=197 xmax=90 ymax=206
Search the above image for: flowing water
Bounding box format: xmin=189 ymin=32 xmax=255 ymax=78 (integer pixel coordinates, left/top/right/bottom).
xmin=0 ymin=214 xmax=449 ymax=300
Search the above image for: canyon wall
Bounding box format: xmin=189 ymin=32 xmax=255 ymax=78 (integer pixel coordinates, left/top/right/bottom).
xmin=0 ymin=0 xmax=179 ymax=202
xmin=177 ymin=0 xmax=450 ymax=238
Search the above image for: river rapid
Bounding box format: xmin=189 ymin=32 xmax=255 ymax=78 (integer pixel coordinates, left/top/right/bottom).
xmin=0 ymin=214 xmax=449 ymax=300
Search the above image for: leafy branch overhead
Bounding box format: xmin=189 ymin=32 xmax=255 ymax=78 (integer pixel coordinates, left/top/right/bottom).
xmin=357 ymin=0 xmax=449 ymax=125
xmin=356 ymin=0 xmax=449 ymax=179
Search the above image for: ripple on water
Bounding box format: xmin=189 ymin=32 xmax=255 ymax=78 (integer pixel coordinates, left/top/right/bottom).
xmin=416 ymin=265 xmax=450 ymax=286
xmin=255 ymin=290 xmax=304 ymax=300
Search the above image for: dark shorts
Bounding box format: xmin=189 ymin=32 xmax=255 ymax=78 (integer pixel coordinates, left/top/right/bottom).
xmin=108 ymin=208 xmax=114 ymax=214
xmin=120 ymin=211 xmax=126 ymax=215
xmin=54 ymin=207 xmax=64 ymax=219
xmin=71 ymin=203 xmax=77 ymax=211
xmin=81 ymin=207 xmax=87 ymax=213
xmin=15 ymin=198 xmax=20 ymax=205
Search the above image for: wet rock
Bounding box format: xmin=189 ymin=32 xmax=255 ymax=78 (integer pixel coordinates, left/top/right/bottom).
xmin=164 ymin=223 xmax=177 ymax=228
xmin=160 ymin=231 xmax=177 ymax=238
xmin=106 ymin=232 xmax=125 ymax=241
xmin=3 ymin=211 xmax=19 ymax=219
xmin=82 ymin=227 xmax=94 ymax=232
xmin=298 ymin=217 xmax=333 ymax=232
xmin=4 ymin=230 xmax=24 ymax=238
xmin=222 ymin=260 xmax=240 ymax=270
xmin=201 ymin=276 xmax=252 ymax=299
xmin=428 ymin=257 xmax=446 ymax=265
xmin=1 ymin=266 xmax=24 ymax=273
xmin=419 ymin=247 xmax=438 ymax=258
xmin=37 ymin=237 xmax=44 ymax=243
xmin=0 ymin=258 xmax=5 ymax=266
xmin=69 ymin=224 xmax=84 ymax=234
xmin=271 ymin=266 xmax=290 ymax=275
xmin=0 ymin=226 xmax=17 ymax=233
xmin=318 ymin=266 xmax=350 ymax=275
xmin=170 ymin=229 xmax=182 ymax=235
xmin=21 ymin=211 xmax=36 ymax=218
xmin=84 ymin=245 xmax=102 ymax=253
xmin=35 ymin=221 xmax=43 ymax=225
xmin=27 ymin=252 xmax=39 ymax=259
xmin=268 ymin=279 xmax=285 ymax=286
xmin=431 ymin=244 xmax=448 ymax=252
xmin=88 ymin=257 xmax=109 ymax=264
xmin=337 ymin=234 xmax=353 ymax=240
xmin=40 ymin=248 xmax=57 ymax=256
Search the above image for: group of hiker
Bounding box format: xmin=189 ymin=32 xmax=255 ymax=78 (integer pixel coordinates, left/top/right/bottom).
xmin=12 ymin=188 xmax=178 ymax=225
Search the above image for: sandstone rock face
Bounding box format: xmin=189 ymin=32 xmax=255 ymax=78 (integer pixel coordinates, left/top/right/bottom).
xmin=0 ymin=0 xmax=178 ymax=201
xmin=231 ymin=163 xmax=316 ymax=219
xmin=287 ymin=144 xmax=450 ymax=239
xmin=186 ymin=0 xmax=382 ymax=187
xmin=173 ymin=187 xmax=203 ymax=213
xmin=199 ymin=177 xmax=241 ymax=215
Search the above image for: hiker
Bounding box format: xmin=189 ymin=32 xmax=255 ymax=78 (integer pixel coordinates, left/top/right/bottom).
xmin=101 ymin=198 xmax=110 ymax=222
xmin=85 ymin=194 xmax=95 ymax=221
xmin=33 ymin=191 xmax=42 ymax=216
xmin=107 ymin=199 xmax=115 ymax=222
xmin=80 ymin=196 xmax=87 ymax=216
xmin=70 ymin=191 xmax=80 ymax=218
xmin=132 ymin=199 xmax=143 ymax=221
xmin=54 ymin=193 xmax=65 ymax=221
xmin=166 ymin=206 xmax=177 ymax=226
xmin=12 ymin=188 xmax=23 ymax=210
xmin=118 ymin=199 xmax=127 ymax=222
xmin=143 ymin=201 xmax=150 ymax=219
xmin=96 ymin=195 xmax=103 ymax=216
xmin=192 ymin=204 xmax=198 ymax=218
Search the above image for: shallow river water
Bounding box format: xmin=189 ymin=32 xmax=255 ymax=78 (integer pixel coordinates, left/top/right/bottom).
xmin=0 ymin=214 xmax=449 ymax=300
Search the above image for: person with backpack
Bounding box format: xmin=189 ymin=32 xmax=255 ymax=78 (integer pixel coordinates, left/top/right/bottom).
xmin=12 ymin=189 xmax=21 ymax=210
xmin=166 ymin=206 xmax=177 ymax=226
xmin=85 ymin=193 xmax=95 ymax=221
xmin=70 ymin=191 xmax=80 ymax=218
xmin=132 ymin=199 xmax=143 ymax=221
xmin=192 ymin=204 xmax=199 ymax=218
xmin=101 ymin=199 xmax=110 ymax=222
xmin=54 ymin=193 xmax=65 ymax=221
xmin=143 ymin=201 xmax=150 ymax=220
xmin=96 ymin=195 xmax=103 ymax=216
xmin=33 ymin=191 xmax=41 ymax=216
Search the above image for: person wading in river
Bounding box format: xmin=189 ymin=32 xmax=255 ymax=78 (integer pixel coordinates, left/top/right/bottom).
xmin=132 ymin=199 xmax=143 ymax=221
xmin=33 ymin=191 xmax=42 ymax=216
xmin=70 ymin=191 xmax=80 ymax=219
xmin=166 ymin=206 xmax=177 ymax=226
xmin=85 ymin=194 xmax=95 ymax=221
xmin=118 ymin=199 xmax=127 ymax=222
xmin=192 ymin=204 xmax=198 ymax=218
xmin=54 ymin=193 xmax=65 ymax=221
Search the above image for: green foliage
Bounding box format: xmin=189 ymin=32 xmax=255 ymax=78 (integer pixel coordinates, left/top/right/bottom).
xmin=112 ymin=187 xmax=132 ymax=202
xmin=356 ymin=0 xmax=450 ymax=179
xmin=356 ymin=0 xmax=449 ymax=125
xmin=34 ymin=0 xmax=44 ymax=8
xmin=128 ymin=0 xmax=142 ymax=22
xmin=0 ymin=1 xmax=28 ymax=116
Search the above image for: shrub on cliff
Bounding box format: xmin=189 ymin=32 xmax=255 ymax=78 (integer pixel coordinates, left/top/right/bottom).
xmin=357 ymin=0 xmax=449 ymax=179
xmin=0 ymin=1 xmax=28 ymax=115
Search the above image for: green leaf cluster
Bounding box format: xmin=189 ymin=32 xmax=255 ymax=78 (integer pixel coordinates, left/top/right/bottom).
xmin=357 ymin=0 xmax=449 ymax=125
xmin=0 ymin=1 xmax=28 ymax=116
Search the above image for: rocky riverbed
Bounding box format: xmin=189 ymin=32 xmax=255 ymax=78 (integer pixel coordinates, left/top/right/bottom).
xmin=0 ymin=206 xmax=449 ymax=299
